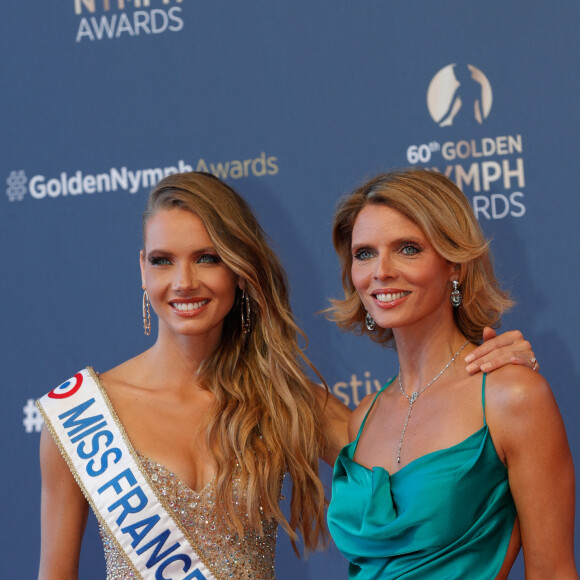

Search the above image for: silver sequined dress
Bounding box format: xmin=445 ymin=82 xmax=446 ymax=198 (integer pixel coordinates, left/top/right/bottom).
xmin=100 ymin=453 xmax=277 ymax=579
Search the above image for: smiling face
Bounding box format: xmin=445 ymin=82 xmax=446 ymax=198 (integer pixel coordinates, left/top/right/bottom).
xmin=351 ymin=204 xmax=457 ymax=334
xmin=140 ymin=208 xmax=240 ymax=345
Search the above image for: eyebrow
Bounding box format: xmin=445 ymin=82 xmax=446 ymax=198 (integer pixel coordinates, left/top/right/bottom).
xmin=147 ymin=246 xmax=217 ymax=256
xmin=351 ymin=236 xmax=425 ymax=249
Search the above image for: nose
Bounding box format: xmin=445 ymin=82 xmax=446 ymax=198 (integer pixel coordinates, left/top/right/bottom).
xmin=373 ymin=252 xmax=396 ymax=281
xmin=172 ymin=263 xmax=199 ymax=292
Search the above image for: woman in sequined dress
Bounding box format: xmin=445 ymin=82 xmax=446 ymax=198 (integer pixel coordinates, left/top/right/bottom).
xmin=326 ymin=168 xmax=577 ymax=579
xmin=38 ymin=171 xmax=537 ymax=580
xmin=38 ymin=171 xmax=347 ymax=579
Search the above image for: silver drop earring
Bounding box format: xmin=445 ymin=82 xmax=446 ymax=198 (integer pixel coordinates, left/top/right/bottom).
xmin=365 ymin=311 xmax=376 ymax=331
xmin=241 ymin=289 xmax=252 ymax=335
xmin=142 ymin=289 xmax=151 ymax=336
xmin=450 ymin=280 xmax=462 ymax=307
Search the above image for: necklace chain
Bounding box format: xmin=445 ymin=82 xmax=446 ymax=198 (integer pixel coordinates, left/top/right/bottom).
xmin=396 ymin=340 xmax=469 ymax=464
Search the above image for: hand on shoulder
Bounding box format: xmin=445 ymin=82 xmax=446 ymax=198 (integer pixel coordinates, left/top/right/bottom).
xmin=465 ymin=327 xmax=537 ymax=374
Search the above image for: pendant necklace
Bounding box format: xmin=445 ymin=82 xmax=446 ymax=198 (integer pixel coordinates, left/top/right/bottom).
xmin=396 ymin=340 xmax=469 ymax=464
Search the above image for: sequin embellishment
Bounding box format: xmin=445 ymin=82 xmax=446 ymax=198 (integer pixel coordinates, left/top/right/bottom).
xmin=100 ymin=453 xmax=277 ymax=579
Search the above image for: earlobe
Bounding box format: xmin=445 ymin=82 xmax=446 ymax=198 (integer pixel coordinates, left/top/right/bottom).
xmin=449 ymin=263 xmax=461 ymax=281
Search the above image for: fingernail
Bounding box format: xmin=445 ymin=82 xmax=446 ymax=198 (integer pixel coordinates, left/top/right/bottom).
xmin=466 ymin=363 xmax=477 ymax=373
xmin=464 ymin=354 xmax=475 ymax=363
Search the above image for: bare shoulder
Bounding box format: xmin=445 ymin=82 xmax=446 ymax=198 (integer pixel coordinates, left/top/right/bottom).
xmin=40 ymin=422 xmax=64 ymax=464
xmin=348 ymin=390 xmax=379 ymax=441
xmin=99 ymin=352 xmax=150 ymax=392
xmin=484 ymin=365 xmax=554 ymax=417
xmin=484 ymin=365 xmax=565 ymax=461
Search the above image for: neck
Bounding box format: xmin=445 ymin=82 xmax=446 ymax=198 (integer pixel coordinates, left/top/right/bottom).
xmin=393 ymin=319 xmax=471 ymax=389
xmin=141 ymin=326 xmax=223 ymax=391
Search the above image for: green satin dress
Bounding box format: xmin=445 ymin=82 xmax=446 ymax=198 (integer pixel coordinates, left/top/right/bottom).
xmin=327 ymin=374 xmax=517 ymax=579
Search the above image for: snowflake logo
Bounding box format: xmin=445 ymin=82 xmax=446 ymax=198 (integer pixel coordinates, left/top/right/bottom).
xmin=6 ymin=170 xmax=28 ymax=202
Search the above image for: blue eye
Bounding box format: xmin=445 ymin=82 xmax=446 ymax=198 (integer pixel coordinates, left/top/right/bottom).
xmin=148 ymin=256 xmax=172 ymax=265
xmin=353 ymin=249 xmax=373 ymax=261
xmin=197 ymin=254 xmax=221 ymax=264
xmin=401 ymin=244 xmax=420 ymax=255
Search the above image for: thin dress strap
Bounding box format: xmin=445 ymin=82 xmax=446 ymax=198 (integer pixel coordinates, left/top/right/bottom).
xmin=481 ymin=372 xmax=488 ymax=427
xmin=352 ymin=376 xmax=397 ymax=449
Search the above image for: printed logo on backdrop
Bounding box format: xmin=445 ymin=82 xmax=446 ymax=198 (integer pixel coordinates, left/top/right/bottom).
xmin=5 ymin=154 xmax=278 ymax=202
xmin=405 ymin=63 xmax=526 ymax=221
xmin=427 ymin=64 xmax=492 ymax=127
xmin=331 ymin=370 xmax=387 ymax=408
xmin=23 ymin=399 xmax=44 ymax=433
xmin=6 ymin=170 xmax=28 ymax=202
xmin=74 ymin=0 xmax=185 ymax=42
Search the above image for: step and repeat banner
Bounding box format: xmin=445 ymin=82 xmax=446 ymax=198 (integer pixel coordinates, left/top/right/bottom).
xmin=2 ymin=2 xmax=579 ymax=577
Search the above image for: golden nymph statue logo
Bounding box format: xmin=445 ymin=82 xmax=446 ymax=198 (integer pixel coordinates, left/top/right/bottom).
xmin=427 ymin=64 xmax=493 ymax=127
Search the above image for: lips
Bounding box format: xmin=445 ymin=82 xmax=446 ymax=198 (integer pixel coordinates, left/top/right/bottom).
xmin=373 ymin=291 xmax=410 ymax=303
xmin=170 ymin=299 xmax=209 ymax=313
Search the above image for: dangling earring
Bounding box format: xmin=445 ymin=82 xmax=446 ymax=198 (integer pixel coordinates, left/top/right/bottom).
xmin=365 ymin=311 xmax=376 ymax=331
xmin=450 ymin=280 xmax=462 ymax=307
xmin=241 ymin=289 xmax=252 ymax=335
xmin=142 ymin=289 xmax=151 ymax=336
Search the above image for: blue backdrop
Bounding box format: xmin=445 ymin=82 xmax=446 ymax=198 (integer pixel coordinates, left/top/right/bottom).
xmin=2 ymin=2 xmax=579 ymax=577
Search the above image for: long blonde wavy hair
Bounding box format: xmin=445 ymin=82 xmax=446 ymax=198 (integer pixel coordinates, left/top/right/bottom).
xmin=143 ymin=172 xmax=328 ymax=552
xmin=328 ymin=168 xmax=513 ymax=345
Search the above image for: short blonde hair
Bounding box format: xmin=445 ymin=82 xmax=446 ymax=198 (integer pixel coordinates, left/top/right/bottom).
xmin=328 ymin=168 xmax=513 ymax=344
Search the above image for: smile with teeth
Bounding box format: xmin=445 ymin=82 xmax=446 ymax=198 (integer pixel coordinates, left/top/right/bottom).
xmin=374 ymin=291 xmax=410 ymax=303
xmin=171 ymin=300 xmax=209 ymax=311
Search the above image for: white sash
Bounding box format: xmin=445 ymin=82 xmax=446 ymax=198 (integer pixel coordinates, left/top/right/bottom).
xmin=37 ymin=368 xmax=218 ymax=580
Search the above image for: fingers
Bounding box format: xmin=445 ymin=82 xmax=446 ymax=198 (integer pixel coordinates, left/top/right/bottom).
xmin=481 ymin=326 xmax=497 ymax=341
xmin=465 ymin=328 xmax=537 ymax=374
xmin=466 ymin=329 xmax=526 ymax=362
xmin=465 ymin=352 xmax=538 ymax=374
xmin=466 ymin=353 xmax=516 ymax=375
xmin=508 ymin=354 xmax=539 ymax=371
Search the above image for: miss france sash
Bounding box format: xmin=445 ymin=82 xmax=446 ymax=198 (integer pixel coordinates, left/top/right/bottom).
xmin=36 ymin=368 xmax=218 ymax=580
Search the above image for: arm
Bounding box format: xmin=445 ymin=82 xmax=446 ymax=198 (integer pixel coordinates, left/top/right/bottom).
xmin=487 ymin=368 xmax=578 ymax=578
xmin=38 ymin=426 xmax=89 ymax=580
xmin=465 ymin=327 xmax=537 ymax=374
xmin=310 ymin=383 xmax=351 ymax=465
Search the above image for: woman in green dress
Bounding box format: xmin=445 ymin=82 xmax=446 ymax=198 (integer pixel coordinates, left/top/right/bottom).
xmin=327 ymin=168 xmax=577 ymax=579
